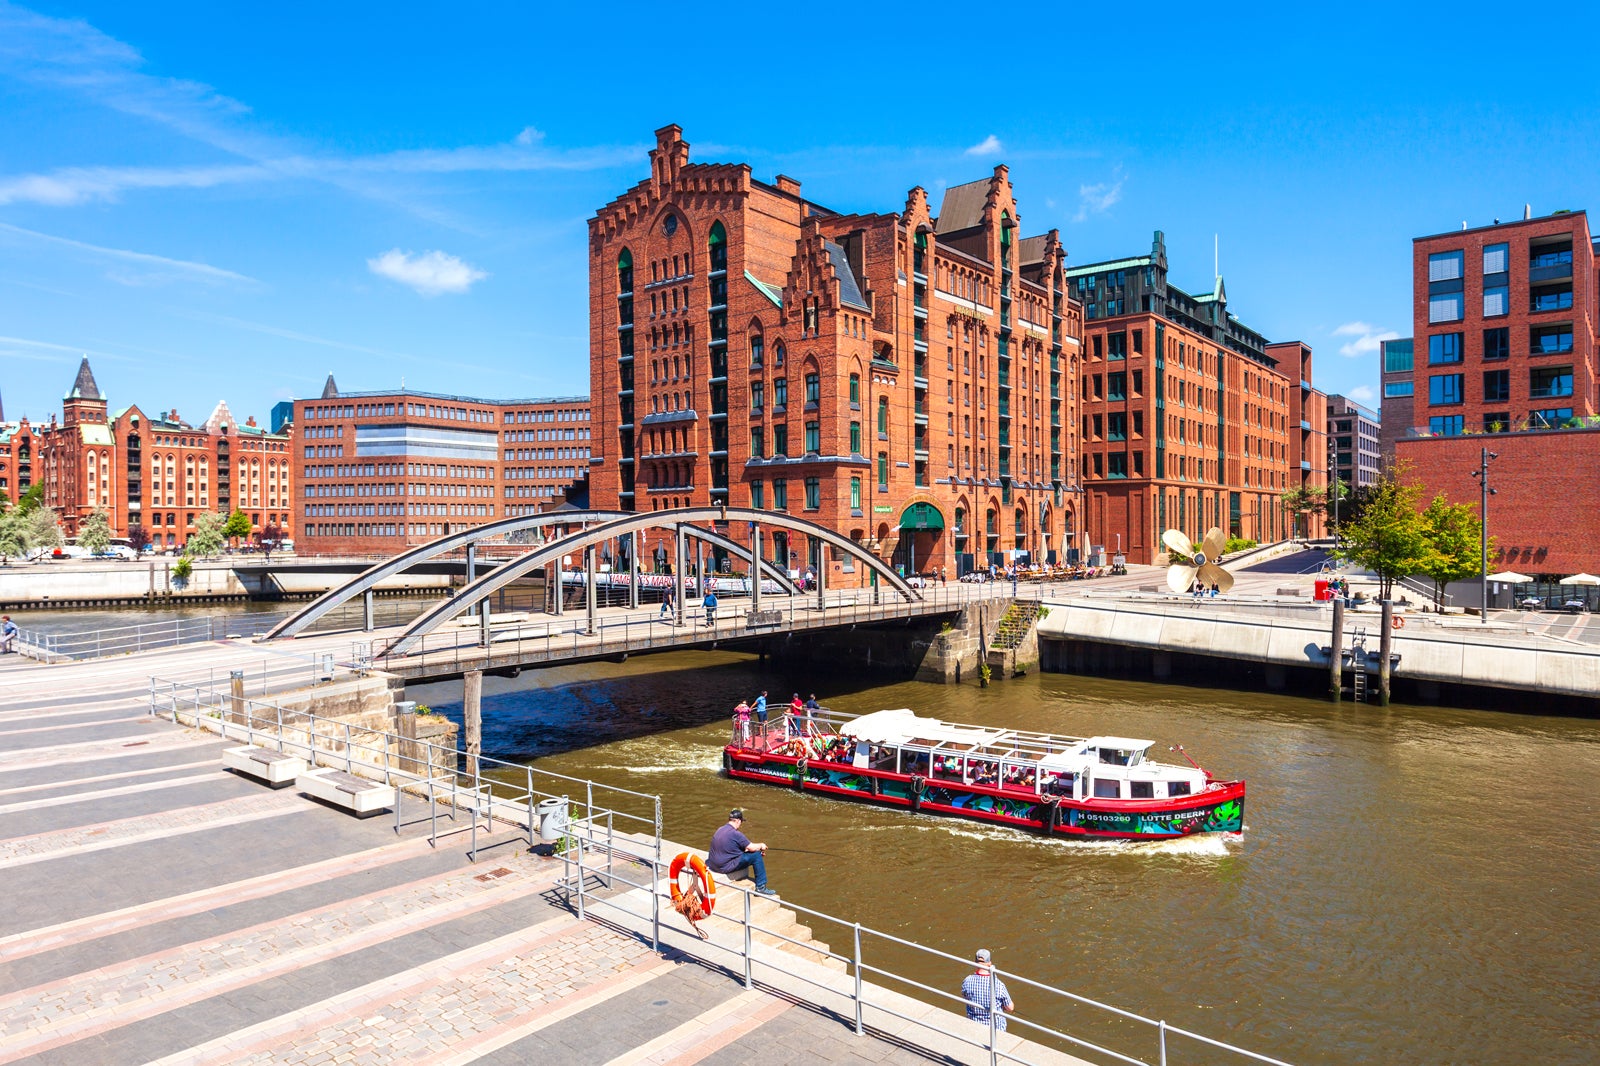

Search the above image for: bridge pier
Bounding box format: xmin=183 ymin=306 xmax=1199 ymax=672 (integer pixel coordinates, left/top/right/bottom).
xmin=552 ymin=562 xmax=563 ymax=616
xmin=629 ymin=531 xmax=640 ymax=610
xmin=363 ymin=590 xmax=374 ymax=633
xmin=585 ymin=547 xmax=598 ymax=636
xmin=674 ymin=525 xmax=686 ymax=627
xmin=751 ymin=524 xmax=762 ymax=618
xmin=463 ymin=669 xmax=482 ymax=778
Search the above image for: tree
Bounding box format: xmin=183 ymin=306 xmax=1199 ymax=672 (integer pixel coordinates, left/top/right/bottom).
xmin=80 ymin=509 xmax=112 ymax=556
xmin=1337 ymin=467 xmax=1435 ymax=601
xmin=185 ymin=511 xmax=227 ymax=559
xmin=0 ymin=509 xmax=26 ymax=565
xmin=1282 ymin=482 xmax=1346 ymax=539
xmin=223 ymin=509 xmax=252 ymax=546
xmin=257 ymin=522 xmax=284 ymax=561
xmin=25 ymin=508 xmax=61 ymax=557
xmin=126 ymin=524 xmax=151 ymax=554
xmin=1419 ymin=494 xmax=1492 ymax=610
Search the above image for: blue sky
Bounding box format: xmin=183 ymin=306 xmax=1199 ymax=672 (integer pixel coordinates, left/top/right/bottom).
xmin=3 ymin=2 xmax=1596 ymax=425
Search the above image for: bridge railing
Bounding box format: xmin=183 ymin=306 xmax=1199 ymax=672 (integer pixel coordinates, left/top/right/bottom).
xmin=145 ymin=675 xmax=664 ymax=871
xmin=556 ymin=814 xmax=1295 ymax=1066
xmin=371 ymin=580 xmax=1040 ymax=673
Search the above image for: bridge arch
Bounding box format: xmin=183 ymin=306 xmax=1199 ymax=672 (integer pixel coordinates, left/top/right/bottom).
xmin=262 ymin=509 xmax=798 ymax=641
xmin=379 ymin=507 xmax=920 ymax=659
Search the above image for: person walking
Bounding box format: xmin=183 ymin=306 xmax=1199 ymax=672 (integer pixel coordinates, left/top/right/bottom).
xmin=660 ymin=584 xmax=674 ymax=622
xmin=752 ymin=690 xmax=768 ymax=734
xmin=0 ymin=615 xmax=16 ymax=654
xmin=707 ymin=808 xmax=778 ymax=897
xmin=702 ymin=589 xmax=718 ymax=627
xmin=961 ymin=949 xmax=1014 ymax=1032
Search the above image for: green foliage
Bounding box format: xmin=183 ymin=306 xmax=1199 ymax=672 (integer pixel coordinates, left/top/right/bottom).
xmin=1224 ymin=537 xmax=1258 ymax=555
xmin=415 ymin=704 xmax=434 ymax=716
xmin=979 ymin=660 xmax=992 ymax=683
xmin=1336 ymin=465 xmax=1434 ymax=600
xmin=223 ymin=509 xmax=253 ymax=543
xmin=25 ymin=508 xmax=61 ymax=553
xmin=185 ymin=511 xmax=227 ymax=559
xmin=16 ymin=482 xmax=45 ymax=515
xmin=1419 ymin=494 xmax=1492 ymax=610
xmin=0 ymin=509 xmax=26 ymax=564
xmin=80 ymin=509 xmax=112 ymax=555
xmin=171 ymin=556 xmax=193 ymax=581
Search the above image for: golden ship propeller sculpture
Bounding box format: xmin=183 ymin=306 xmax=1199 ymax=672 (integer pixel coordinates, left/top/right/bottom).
xmin=1159 ymin=526 xmax=1236 ymax=595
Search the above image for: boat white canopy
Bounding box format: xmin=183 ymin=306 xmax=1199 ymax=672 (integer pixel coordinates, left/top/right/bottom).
xmin=1084 ymin=736 xmax=1154 ymax=753
xmin=841 ymin=709 xmax=1007 ymax=748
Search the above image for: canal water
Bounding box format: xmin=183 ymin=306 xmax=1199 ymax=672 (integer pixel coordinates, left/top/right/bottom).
xmin=411 ymin=652 xmax=1600 ymax=1066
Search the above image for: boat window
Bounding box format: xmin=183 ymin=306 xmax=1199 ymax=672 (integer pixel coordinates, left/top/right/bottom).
xmin=1000 ymin=762 xmax=1036 ymax=790
xmin=932 ymin=755 xmax=964 ymax=781
xmin=1093 ymin=779 xmax=1121 ymax=799
xmin=1168 ymin=781 xmax=1191 ymax=797
xmin=901 ymin=751 xmax=930 ymax=776
xmin=1130 ymin=781 xmax=1154 ymax=799
xmin=968 ymin=760 xmax=998 ymax=786
xmin=1098 ymin=748 xmax=1133 ymax=766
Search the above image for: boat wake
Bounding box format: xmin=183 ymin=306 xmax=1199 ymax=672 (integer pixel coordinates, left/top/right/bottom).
xmin=856 ymin=820 xmax=1242 ymax=856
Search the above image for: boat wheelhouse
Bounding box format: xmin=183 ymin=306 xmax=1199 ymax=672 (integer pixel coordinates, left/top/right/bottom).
xmin=723 ymin=707 xmax=1244 ymax=840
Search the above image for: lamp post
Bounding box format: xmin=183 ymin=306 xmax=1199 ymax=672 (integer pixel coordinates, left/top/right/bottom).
xmin=1327 ymin=433 xmax=1339 ymax=543
xmin=1470 ymin=448 xmax=1497 ymax=625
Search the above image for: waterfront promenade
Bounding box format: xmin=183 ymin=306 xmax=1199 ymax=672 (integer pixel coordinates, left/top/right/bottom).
xmin=0 ymin=644 xmax=1095 ymax=1066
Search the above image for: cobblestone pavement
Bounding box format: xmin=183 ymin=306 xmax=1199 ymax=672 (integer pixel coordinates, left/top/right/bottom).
xmin=0 ymin=636 xmax=1087 ymax=1066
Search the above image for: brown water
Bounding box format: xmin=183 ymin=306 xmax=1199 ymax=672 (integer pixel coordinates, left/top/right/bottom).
xmin=409 ymin=652 xmax=1600 ymax=1066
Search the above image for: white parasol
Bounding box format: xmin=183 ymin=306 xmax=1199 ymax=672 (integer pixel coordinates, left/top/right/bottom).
xmin=1485 ymin=571 xmax=1533 ymax=584
xmin=1558 ymin=573 xmax=1600 ymax=586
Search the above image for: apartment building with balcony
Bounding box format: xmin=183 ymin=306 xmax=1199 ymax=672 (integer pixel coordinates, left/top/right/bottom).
xmin=292 ymin=378 xmax=590 ymax=555
xmin=1071 ymin=232 xmax=1326 ymax=561
xmin=587 ymin=126 xmax=1083 ymax=580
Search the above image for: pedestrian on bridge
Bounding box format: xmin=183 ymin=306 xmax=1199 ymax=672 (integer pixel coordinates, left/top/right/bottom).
xmin=702 ymin=590 xmax=718 ymax=627
xmin=660 ymin=585 xmax=675 ymax=622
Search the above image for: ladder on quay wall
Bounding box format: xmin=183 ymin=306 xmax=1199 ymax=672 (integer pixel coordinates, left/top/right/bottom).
xmin=1348 ymin=625 xmax=1370 ymax=703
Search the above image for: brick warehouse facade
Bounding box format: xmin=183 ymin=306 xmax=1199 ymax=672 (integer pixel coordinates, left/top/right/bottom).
xmin=1396 ymin=428 xmax=1600 ymax=576
xmin=3 ymin=358 xmax=294 ymax=546
xmin=587 ymin=126 xmax=1083 ymax=579
xmin=292 ymin=379 xmax=590 ymax=556
xmin=1071 ymin=233 xmax=1328 ymax=562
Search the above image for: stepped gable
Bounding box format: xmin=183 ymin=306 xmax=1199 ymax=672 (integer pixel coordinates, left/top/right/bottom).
xmin=203 ymin=400 xmax=236 ymax=433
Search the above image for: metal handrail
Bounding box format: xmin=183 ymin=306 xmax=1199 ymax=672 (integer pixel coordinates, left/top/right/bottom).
xmin=556 ymin=818 xmax=1295 ymax=1066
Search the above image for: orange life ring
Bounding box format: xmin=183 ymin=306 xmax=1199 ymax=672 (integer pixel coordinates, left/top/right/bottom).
xmin=668 ymin=852 xmax=716 ymax=915
xmin=1392 ymin=616 xmax=1406 ymax=630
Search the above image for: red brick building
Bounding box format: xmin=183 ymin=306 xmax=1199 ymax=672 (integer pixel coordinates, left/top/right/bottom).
xmin=587 ymin=125 xmax=1083 ymax=579
xmin=1390 ymin=209 xmax=1600 ymax=577
xmin=11 ymin=358 xmax=295 ymax=546
xmin=292 ymin=378 xmax=590 ymax=555
xmin=1403 ymin=210 xmax=1597 ymax=438
xmin=1071 ymin=234 xmax=1327 ymax=561
xmin=1397 ymin=428 xmax=1600 ymax=576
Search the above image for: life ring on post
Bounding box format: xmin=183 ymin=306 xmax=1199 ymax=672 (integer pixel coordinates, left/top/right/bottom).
xmin=668 ymin=851 xmax=716 ymax=916
xmin=1392 ymin=616 xmax=1406 ymax=630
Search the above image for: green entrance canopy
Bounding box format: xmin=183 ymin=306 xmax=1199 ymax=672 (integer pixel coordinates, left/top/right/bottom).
xmin=899 ymin=502 xmax=945 ymax=531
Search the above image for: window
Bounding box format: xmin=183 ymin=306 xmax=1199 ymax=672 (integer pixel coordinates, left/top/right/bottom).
xmin=1530 ymin=366 xmax=1574 ymax=399
xmin=1108 ymin=453 xmax=1127 ymax=478
xmin=1483 ymin=242 xmax=1509 ymax=274
xmin=773 ymin=425 xmax=788 ymax=456
xmin=1132 ymin=411 xmax=1144 ymax=437
xmin=849 ymin=374 xmax=860 ymax=408
xmin=1531 ymin=284 xmax=1573 ymax=313
xmin=877 ymin=452 xmax=888 ymax=489
xmin=1483 ymin=327 xmax=1510 ymax=360
xmin=1428 ymin=333 xmax=1463 ymax=365
xmin=1429 ymin=374 xmax=1464 ymax=406
xmin=1484 ymin=285 xmax=1508 ymax=317
xmin=1106 ymin=332 xmax=1127 ymax=360
xmin=774 ymin=341 xmax=785 ymax=367
xmin=750 ymin=428 xmax=765 ymax=458
xmin=1108 ymin=412 xmax=1127 ymax=441
xmin=1483 ymin=370 xmax=1510 ymax=403
xmin=805 ymin=372 xmax=820 ymax=406
xmin=850 ymin=477 xmax=861 ymax=511
xmin=877 ymin=397 xmax=889 ymax=438
xmin=1428 ymin=415 xmax=1464 ymax=436
xmin=850 ymin=421 xmax=861 ymax=454
xmin=1531 ymin=324 xmax=1574 ymax=355
xmin=1107 ymin=372 xmax=1126 ymax=401
xmin=804 ymin=421 xmax=820 ymax=452
xmin=1429 ymin=292 xmax=1463 ymax=323
xmin=750 ymin=480 xmax=764 ymax=508
xmin=751 ymin=382 xmax=764 ymax=412
xmin=772 ymin=478 xmax=788 ymax=509
xmin=1531 ymin=408 xmax=1573 ymax=429
xmin=1428 ymin=249 xmax=1464 ymax=281
xmin=1384 ymin=380 xmax=1414 ymax=398
xmin=804 ymin=477 xmax=820 ymax=510
xmin=1382 ymin=339 xmax=1414 ymax=373
xmin=1482 ymin=412 xmax=1511 ymax=433
xmin=773 ymin=377 xmax=788 ymax=409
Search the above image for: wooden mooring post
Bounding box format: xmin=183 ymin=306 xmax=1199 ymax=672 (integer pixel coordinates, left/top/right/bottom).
xmin=1329 ymin=599 xmax=1345 ymax=702
xmin=464 ymin=669 xmax=483 ymax=778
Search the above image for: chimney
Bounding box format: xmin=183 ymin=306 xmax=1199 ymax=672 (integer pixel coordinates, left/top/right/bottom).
xmin=1524 ymin=204 xmax=1532 ymax=220
xmin=775 ymin=174 xmax=801 ymax=197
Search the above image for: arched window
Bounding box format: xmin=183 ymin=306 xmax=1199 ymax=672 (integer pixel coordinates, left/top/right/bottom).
xmin=805 ymin=372 xmax=820 ymax=406
xmin=877 ymin=397 xmax=889 ymax=438
xmin=617 ymin=248 xmax=633 ymax=293
xmin=749 ymin=332 xmax=764 ymax=368
xmin=849 ymin=374 xmax=860 ymax=409
xmin=773 ymin=340 xmax=785 ymax=368
xmin=708 ymin=222 xmax=727 ymax=272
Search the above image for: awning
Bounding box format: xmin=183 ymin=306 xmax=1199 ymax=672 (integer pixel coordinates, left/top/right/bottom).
xmin=899 ymin=502 xmax=944 ymax=531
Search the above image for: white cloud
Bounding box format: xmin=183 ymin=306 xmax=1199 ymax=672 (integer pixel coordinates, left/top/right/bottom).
xmin=515 ymin=126 xmax=544 ymax=147
xmin=1347 ymin=385 xmax=1377 ymax=403
xmin=1073 ymin=167 xmax=1124 ymax=222
xmin=1332 ymin=321 xmax=1400 ymax=358
xmin=965 ymin=135 xmax=1003 ymax=157
xmin=366 ymin=249 xmax=487 ymax=297
xmin=0 ymin=221 xmax=254 ymax=285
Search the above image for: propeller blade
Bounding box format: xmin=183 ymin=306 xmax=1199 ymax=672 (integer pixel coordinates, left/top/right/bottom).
xmin=1166 ymin=563 xmax=1199 ymax=594
xmin=1201 ymin=527 xmax=1227 ymax=561
xmin=1197 ymin=563 xmax=1235 ymax=594
xmin=1154 ymin=553 xmax=1170 ymax=568
xmin=1162 ymin=529 xmax=1193 ymax=557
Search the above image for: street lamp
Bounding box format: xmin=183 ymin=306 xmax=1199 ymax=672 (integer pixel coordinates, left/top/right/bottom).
xmin=1327 ymin=433 xmax=1339 ymax=542
xmin=1469 ymin=448 xmax=1497 ymax=625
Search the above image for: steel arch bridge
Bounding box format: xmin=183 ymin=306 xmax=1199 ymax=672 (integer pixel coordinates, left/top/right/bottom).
xmin=264 ymin=508 xmax=800 ymax=642
xmin=372 ymin=507 xmax=921 ymax=659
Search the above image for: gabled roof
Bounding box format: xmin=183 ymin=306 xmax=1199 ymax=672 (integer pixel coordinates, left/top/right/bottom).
xmin=744 ymin=270 xmax=782 ymax=308
xmin=823 ymin=241 xmax=871 ymax=312
xmin=321 ymin=374 xmax=339 ymax=399
xmin=934 ymin=179 xmax=990 ymax=234
xmin=67 ymin=357 xmax=101 ymax=401
xmin=204 ymin=400 xmax=236 ymax=433
xmin=1018 ymin=234 xmax=1050 ymax=267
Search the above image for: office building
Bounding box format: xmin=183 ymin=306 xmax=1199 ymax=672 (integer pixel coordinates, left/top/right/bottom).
xmin=1326 ymin=394 xmax=1381 ymax=489
xmin=291 ymin=378 xmax=590 ymax=555
xmin=1378 ymin=338 xmax=1414 ymax=464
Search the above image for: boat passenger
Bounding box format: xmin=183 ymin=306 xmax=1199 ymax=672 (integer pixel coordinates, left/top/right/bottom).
xmin=733 ymin=701 xmax=752 ymax=748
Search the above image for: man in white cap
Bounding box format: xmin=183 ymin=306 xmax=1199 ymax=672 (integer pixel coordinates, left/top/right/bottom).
xmin=961 ymin=948 xmax=1014 ymax=1031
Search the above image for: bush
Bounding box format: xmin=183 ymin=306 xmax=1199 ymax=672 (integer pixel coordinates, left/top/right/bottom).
xmin=171 ymin=556 xmax=193 ymax=581
xmin=1224 ymin=537 xmax=1258 ymax=555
